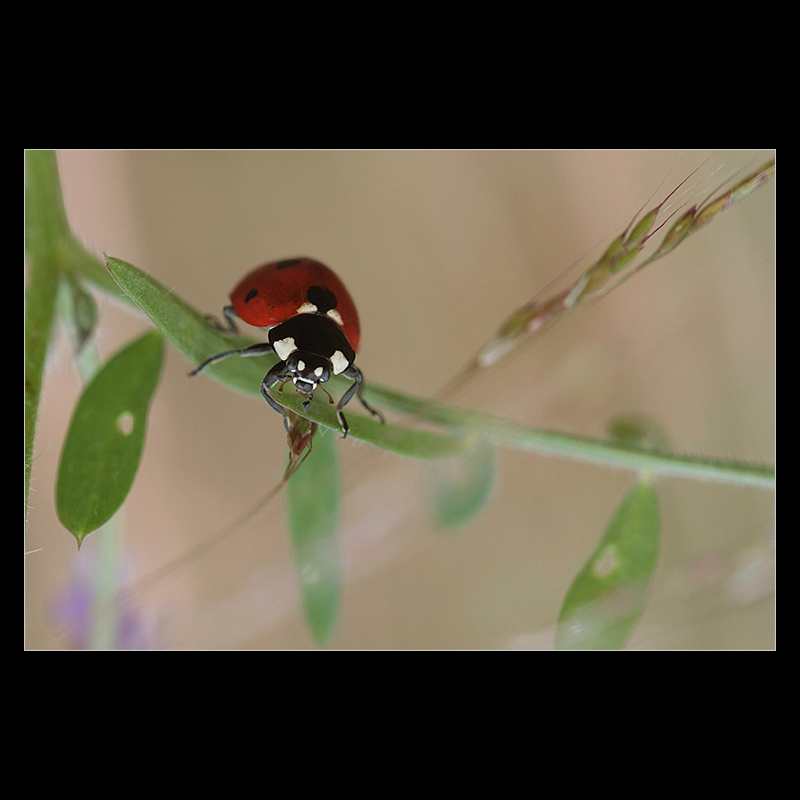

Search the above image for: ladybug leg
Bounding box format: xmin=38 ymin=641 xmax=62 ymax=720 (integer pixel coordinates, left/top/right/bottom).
xmin=358 ymin=392 xmax=385 ymax=425
xmin=261 ymin=361 xmax=292 ymax=429
xmin=347 ymin=365 xmax=385 ymax=423
xmin=204 ymin=305 xmax=240 ymax=334
xmin=189 ymin=342 xmax=273 ymax=377
xmin=337 ymin=365 xmax=386 ymax=437
xmin=221 ymin=306 xmax=239 ymax=333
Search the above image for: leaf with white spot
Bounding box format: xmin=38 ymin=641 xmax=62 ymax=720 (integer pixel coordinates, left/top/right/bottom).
xmin=556 ymin=477 xmax=660 ymax=650
xmin=56 ymin=331 xmax=164 ymax=546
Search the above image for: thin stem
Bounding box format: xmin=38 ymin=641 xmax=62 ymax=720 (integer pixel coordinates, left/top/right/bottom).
xmin=25 ymin=151 xmax=67 ymax=517
xmin=369 ymin=387 xmax=775 ymax=489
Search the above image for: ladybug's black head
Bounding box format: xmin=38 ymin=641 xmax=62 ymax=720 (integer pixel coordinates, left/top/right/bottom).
xmin=285 ymin=351 xmax=331 ymax=394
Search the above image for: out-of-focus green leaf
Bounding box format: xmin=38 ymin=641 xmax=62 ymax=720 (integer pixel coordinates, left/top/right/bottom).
xmin=556 ymin=477 xmax=660 ymax=650
xmin=607 ymin=413 xmax=670 ymax=452
xmin=56 ymin=331 xmax=164 ymax=546
xmin=62 ymin=275 xmax=99 ymax=356
xmin=286 ymin=426 xmax=341 ymax=645
xmin=426 ymin=436 xmax=497 ymax=528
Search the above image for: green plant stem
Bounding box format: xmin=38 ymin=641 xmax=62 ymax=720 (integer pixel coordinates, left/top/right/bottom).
xmin=25 ymin=151 xmax=125 ymax=520
xmin=25 ymin=151 xmax=67 ymax=517
xmin=369 ymin=387 xmax=775 ymax=489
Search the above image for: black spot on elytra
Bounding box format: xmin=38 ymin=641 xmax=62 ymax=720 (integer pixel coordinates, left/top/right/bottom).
xmin=244 ymin=288 xmax=258 ymax=302
xmin=276 ymin=258 xmax=303 ymax=270
xmin=307 ymin=285 xmax=337 ymax=314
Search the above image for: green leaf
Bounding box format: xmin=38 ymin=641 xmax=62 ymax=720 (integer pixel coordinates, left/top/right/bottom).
xmin=426 ymin=436 xmax=497 ymax=528
xmin=286 ymin=426 xmax=341 ymax=645
xmin=606 ymin=413 xmax=670 ymax=452
xmin=61 ymin=274 xmax=99 ymax=355
xmin=56 ymin=331 xmax=165 ymax=546
xmin=556 ymin=477 xmax=660 ymax=650
xmin=105 ymin=255 xmax=268 ymax=397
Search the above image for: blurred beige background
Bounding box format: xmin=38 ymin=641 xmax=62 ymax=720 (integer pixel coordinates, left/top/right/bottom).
xmin=25 ymin=150 xmax=775 ymax=649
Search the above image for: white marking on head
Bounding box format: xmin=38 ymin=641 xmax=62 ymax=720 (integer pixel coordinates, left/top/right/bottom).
xmin=273 ymin=337 xmax=297 ymax=361
xmin=327 ymin=309 xmax=344 ymax=326
xmin=330 ymin=350 xmax=349 ymax=375
xmin=293 ymin=375 xmax=318 ymax=390
xmin=314 ymin=366 xmax=324 ymax=377
xmin=296 ymin=302 xmax=318 ymax=315
xmin=297 ymin=359 xmax=305 ymax=371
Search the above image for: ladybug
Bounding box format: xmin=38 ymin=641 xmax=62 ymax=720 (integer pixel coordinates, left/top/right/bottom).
xmin=190 ymin=257 xmax=384 ymax=438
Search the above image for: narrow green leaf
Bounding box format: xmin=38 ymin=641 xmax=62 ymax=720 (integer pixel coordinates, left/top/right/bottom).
xmin=556 ymin=477 xmax=660 ymax=650
xmin=56 ymin=331 xmax=165 ymax=545
xmin=426 ymin=436 xmax=497 ymax=528
xmin=607 ymin=413 xmax=670 ymax=452
xmin=105 ymin=255 xmax=268 ymax=396
xmin=286 ymin=426 xmax=341 ymax=645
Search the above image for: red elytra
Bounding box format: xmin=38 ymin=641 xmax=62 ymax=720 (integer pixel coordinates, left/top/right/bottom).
xmin=190 ymin=256 xmax=383 ymax=438
xmin=229 ymin=257 xmax=361 ymax=352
